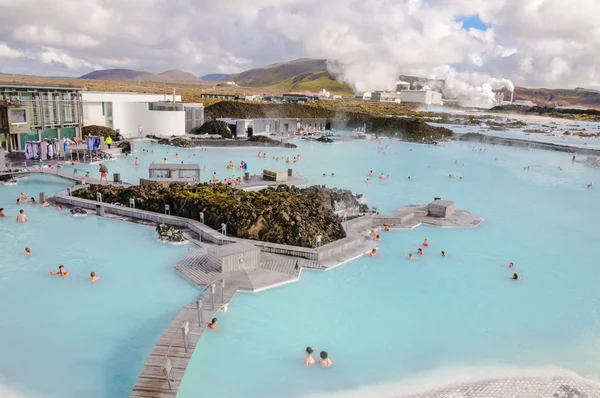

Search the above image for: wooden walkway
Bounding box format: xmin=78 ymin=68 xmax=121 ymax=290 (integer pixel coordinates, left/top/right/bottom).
xmin=131 ymin=282 xmax=235 ymax=397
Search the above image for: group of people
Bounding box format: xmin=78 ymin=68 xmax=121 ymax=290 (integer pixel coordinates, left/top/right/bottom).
xmin=49 ymin=265 xmax=99 ymax=283
xmin=304 ymin=347 xmax=332 ymax=367
xmin=211 ymin=172 xmax=243 ymax=186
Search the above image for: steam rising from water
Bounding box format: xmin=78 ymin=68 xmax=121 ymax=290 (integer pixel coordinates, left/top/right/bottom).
xmin=297 ymin=366 xmax=600 ymax=398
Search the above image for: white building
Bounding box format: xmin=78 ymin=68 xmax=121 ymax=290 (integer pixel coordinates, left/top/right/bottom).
xmin=82 ymin=92 xmax=203 ymax=138
xmin=397 ymin=90 xmax=443 ymax=105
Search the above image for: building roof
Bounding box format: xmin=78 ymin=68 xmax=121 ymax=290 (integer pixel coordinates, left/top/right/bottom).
xmin=149 ymin=163 xmax=200 ymax=170
xmin=0 ymin=82 xmax=85 ymax=91
xmin=207 ymin=242 xmax=258 ymax=257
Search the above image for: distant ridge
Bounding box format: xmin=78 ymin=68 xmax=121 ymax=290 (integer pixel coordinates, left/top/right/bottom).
xmin=80 ymin=68 xmax=200 ymax=82
xmin=200 ymin=73 xmax=233 ymax=82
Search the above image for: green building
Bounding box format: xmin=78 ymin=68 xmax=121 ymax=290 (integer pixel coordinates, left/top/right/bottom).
xmin=0 ymin=82 xmax=84 ymax=152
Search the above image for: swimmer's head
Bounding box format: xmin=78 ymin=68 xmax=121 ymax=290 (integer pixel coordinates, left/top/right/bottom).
xmin=441 ymin=251 xmax=445 ymax=256
xmin=210 ymin=317 xmax=217 ymax=324
xmin=512 ymin=273 xmax=519 ymax=280
xmin=19 ymin=209 xmax=23 ymax=214
xmin=59 ymin=265 xmax=64 ymax=269
xmin=509 ymin=262 xmax=514 ymax=268
xmin=418 ymin=248 xmax=423 ymax=252
xmin=320 ymin=351 xmax=328 ymax=360
xmin=306 ymin=347 xmax=313 ymax=354
xmin=90 ymin=272 xmax=96 ymax=277
xmin=25 ymin=248 xmax=31 ymax=253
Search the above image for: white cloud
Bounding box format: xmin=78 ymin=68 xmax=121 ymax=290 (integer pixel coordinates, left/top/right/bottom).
xmin=0 ymin=43 xmax=23 ymax=59
xmin=0 ymin=0 xmax=597 ymax=89
xmin=39 ymin=47 xmax=102 ymax=71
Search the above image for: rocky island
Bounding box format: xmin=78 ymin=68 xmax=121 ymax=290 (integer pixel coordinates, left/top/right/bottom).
xmin=73 ymin=184 xmax=367 ymax=248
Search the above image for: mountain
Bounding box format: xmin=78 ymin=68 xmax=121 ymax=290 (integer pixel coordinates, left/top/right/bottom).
xmin=80 ymin=68 xmax=200 ymax=82
xmin=156 ymin=70 xmax=200 ymax=82
xmin=80 ymin=69 xmax=156 ymax=81
xmin=200 ymin=73 xmax=233 ymax=82
xmin=514 ymin=86 xmax=600 ymax=108
xmin=227 ymin=58 xmax=352 ymax=94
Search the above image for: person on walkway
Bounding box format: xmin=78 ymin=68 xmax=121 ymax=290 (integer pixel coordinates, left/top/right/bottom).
xmin=16 ymin=209 xmax=27 ymax=222
xmin=99 ymin=164 xmax=108 ymax=183
xmin=105 ymin=135 xmax=113 ymax=149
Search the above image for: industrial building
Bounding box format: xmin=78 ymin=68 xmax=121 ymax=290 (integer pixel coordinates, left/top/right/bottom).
xmin=370 ymin=91 xmax=397 ymax=102
xmin=0 ymin=82 xmax=84 ymax=152
xmin=217 ymin=117 xmax=329 ymax=138
xmin=396 ymin=90 xmax=443 ymax=105
xmin=82 ymin=92 xmax=204 ymax=137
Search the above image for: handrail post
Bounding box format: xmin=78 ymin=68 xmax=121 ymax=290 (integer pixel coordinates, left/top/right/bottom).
xmin=196 ymin=299 xmax=203 ymax=326
xmin=221 ymin=279 xmax=225 ymax=303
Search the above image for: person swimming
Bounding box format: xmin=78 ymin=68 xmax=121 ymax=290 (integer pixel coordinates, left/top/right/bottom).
xmin=407 ymin=253 xmax=413 ymax=260
xmin=30 ymin=197 xmax=37 ymax=204
xmin=320 ymin=351 xmax=332 ymax=367
xmin=16 ymin=209 xmax=27 ymax=222
xmin=164 ymin=158 xmax=168 ymax=164
xmin=588 ymin=181 xmax=593 ymax=188
xmin=0 ymin=208 xmax=7 ymax=217
xmin=512 ymin=273 xmax=519 ymax=280
xmin=135 ymin=157 xmax=139 ymax=166
xmin=25 ymin=247 xmax=32 ymax=256
xmin=441 ymin=250 xmax=446 ymax=257
xmin=417 ymin=248 xmax=424 ymax=256
xmin=422 ymin=238 xmax=429 ymax=247
xmin=384 ymin=225 xmax=390 ymax=232
xmin=369 ymin=248 xmax=377 ymax=257
xmin=20 ymin=192 xmax=28 ymax=200
xmin=90 ymin=272 xmax=99 ymax=283
xmin=374 ymin=234 xmax=381 ymax=241
xmin=16 ymin=198 xmax=21 ymax=205
xmin=305 ymin=347 xmax=315 ymax=366
xmin=379 ymin=173 xmax=385 ymax=179
xmin=509 ymin=262 xmax=514 ymax=268
xmin=369 ymin=170 xmax=374 ymax=177
xmin=366 ymin=178 xmax=371 ymax=183
xmin=50 ymin=265 xmax=69 ymax=276
xmin=208 ymin=317 xmax=218 ymax=329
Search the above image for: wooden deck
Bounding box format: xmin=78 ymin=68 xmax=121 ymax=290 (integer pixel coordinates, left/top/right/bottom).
xmin=132 ymin=249 xmax=322 ymax=397
xmin=131 ymin=283 xmax=234 ymax=397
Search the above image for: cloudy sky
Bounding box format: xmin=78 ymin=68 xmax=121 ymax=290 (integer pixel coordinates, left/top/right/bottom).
xmin=0 ymin=0 xmax=596 ymax=89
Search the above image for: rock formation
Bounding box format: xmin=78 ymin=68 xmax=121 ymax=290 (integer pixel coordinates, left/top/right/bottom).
xmin=156 ymin=223 xmax=186 ymax=243
xmin=73 ymin=184 xmax=367 ymax=248
xmin=190 ymin=121 xmax=233 ymax=138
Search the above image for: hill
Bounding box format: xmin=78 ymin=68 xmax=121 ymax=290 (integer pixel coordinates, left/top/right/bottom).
xmin=514 ymin=86 xmax=600 ymax=108
xmin=80 ymin=69 xmax=156 ymax=81
xmin=156 ymin=69 xmax=200 ymax=82
xmin=227 ymin=58 xmax=353 ymax=95
xmin=200 ymin=73 xmax=233 ymax=82
xmin=80 ymin=68 xmax=200 ymax=82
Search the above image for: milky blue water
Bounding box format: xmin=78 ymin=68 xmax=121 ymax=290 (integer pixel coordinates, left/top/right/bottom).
xmin=2 ymin=134 xmax=600 ymax=398
xmin=171 ymin=139 xmax=600 ymax=397
xmin=0 ymin=175 xmax=196 ymax=398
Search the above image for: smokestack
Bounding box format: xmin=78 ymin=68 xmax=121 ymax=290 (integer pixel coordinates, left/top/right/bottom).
xmin=510 ymin=89 xmax=514 ymax=104
xmin=172 ymin=88 xmax=176 ymax=102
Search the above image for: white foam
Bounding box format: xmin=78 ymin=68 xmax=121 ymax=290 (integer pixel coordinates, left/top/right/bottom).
xmin=297 ymin=365 xmax=600 ymax=398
